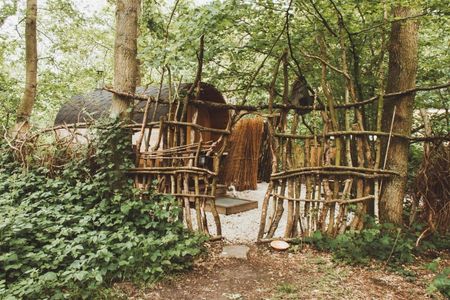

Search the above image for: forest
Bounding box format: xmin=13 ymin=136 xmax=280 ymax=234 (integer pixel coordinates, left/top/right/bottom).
xmin=0 ymin=0 xmax=449 ymax=299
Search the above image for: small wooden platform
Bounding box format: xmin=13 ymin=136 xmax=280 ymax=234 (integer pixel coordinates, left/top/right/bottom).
xmin=210 ymin=196 xmax=258 ymax=215
xmin=190 ymin=195 xmax=258 ymax=215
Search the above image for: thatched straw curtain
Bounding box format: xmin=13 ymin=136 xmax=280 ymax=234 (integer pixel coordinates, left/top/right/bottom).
xmin=220 ymin=117 xmax=266 ymax=191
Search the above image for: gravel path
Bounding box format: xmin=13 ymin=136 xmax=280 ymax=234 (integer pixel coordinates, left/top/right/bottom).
xmin=220 ymin=182 xmax=288 ymax=242
xmin=191 ymin=182 xmax=288 ymax=242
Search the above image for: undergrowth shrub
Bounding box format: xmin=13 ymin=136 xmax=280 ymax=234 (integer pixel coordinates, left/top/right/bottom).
xmin=308 ymin=224 xmax=413 ymax=265
xmin=0 ymin=119 xmax=206 ymax=299
xmin=426 ymin=258 xmax=450 ymax=298
xmin=306 ymin=217 xmax=450 ymax=266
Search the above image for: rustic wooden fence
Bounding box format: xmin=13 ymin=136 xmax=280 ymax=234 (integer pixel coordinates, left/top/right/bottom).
xmin=126 ymin=87 xmax=232 ymax=239
xmin=256 ymin=106 xmax=400 ymax=242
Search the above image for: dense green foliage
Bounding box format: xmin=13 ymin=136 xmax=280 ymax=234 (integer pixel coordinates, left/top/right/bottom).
xmin=140 ymin=1 xmax=449 ymax=115
xmin=0 ymin=120 xmax=205 ymax=299
xmin=1 ymin=1 xmax=448 ymax=132
xmin=0 ymin=0 xmax=113 ymax=128
xmin=306 ymin=219 xmax=449 ymax=266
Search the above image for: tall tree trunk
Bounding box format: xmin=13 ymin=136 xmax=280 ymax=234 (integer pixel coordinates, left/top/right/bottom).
xmin=380 ymin=6 xmax=419 ymax=225
xmin=135 ymin=1 xmax=142 ymax=87
xmin=111 ymin=0 xmax=140 ymax=120
xmin=14 ymin=0 xmax=37 ymax=135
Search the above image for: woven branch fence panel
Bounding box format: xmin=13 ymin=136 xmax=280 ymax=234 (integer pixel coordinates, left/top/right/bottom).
xmin=256 ymin=104 xmax=399 ymax=242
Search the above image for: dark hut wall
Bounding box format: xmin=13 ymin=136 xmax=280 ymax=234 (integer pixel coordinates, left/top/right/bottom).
xmin=54 ymin=83 xmax=227 ymax=125
xmin=54 ymin=83 xmax=229 ymax=149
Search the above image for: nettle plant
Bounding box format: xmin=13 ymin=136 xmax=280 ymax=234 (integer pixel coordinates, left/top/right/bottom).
xmin=0 ymin=119 xmax=206 ymax=299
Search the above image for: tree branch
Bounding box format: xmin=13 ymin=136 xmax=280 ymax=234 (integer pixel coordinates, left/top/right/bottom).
xmin=308 ymin=0 xmax=338 ymax=37
xmin=241 ymin=0 xmax=293 ymax=104
xmin=104 ymin=81 xmax=450 ymax=112
xmin=299 ymin=49 xmax=351 ymax=80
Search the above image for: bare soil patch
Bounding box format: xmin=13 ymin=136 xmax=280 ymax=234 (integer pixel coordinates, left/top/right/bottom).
xmin=112 ymin=242 xmax=447 ymax=300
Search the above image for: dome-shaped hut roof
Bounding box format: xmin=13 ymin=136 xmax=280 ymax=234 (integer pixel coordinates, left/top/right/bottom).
xmin=54 ymin=82 xmax=227 ymax=126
